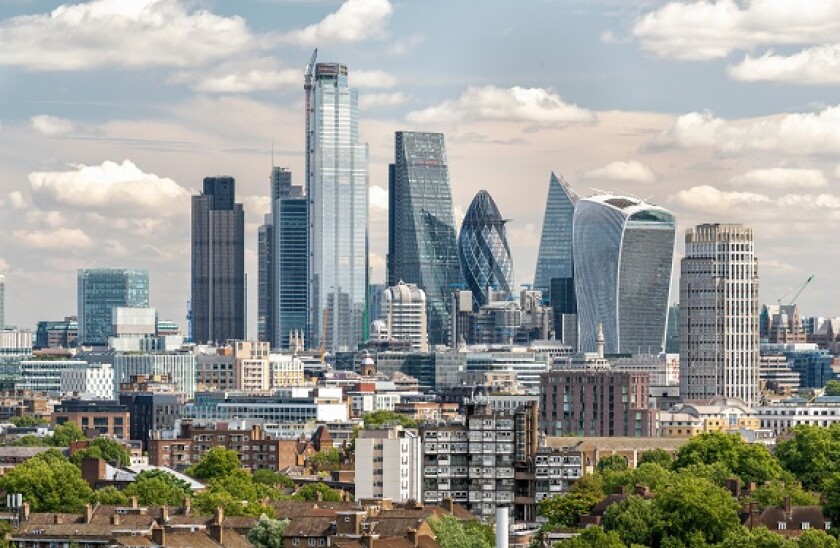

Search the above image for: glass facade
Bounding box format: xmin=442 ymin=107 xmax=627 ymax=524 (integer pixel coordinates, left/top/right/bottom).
xmin=573 ymin=196 xmax=675 ymax=355
xmin=533 ymin=172 xmax=577 ymax=293
xmin=77 ymin=269 xmax=149 ymax=346
xmin=307 ymin=63 xmax=369 ymax=352
xmin=457 ymin=190 xmax=514 ymax=310
xmin=388 ymin=131 xmax=461 ymax=346
xmin=275 ymin=194 xmax=308 ymax=350
xmin=257 ymin=217 xmax=273 ymax=345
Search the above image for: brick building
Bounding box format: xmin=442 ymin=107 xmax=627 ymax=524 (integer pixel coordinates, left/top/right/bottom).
xmin=51 ymin=399 xmax=130 ymax=439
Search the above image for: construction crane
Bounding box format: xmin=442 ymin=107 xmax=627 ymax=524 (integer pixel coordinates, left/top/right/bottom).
xmin=777 ymin=275 xmax=815 ymax=305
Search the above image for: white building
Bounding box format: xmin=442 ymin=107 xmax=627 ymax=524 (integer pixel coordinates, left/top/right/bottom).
xmin=355 ymin=426 xmax=422 ymax=502
xmin=0 ymin=330 xmax=33 ymax=356
xmin=757 ymin=396 xmax=840 ymax=434
xmin=384 ymin=282 xmax=429 ymax=352
xmin=680 ymin=224 xmax=760 ymax=405
xmin=109 ymin=307 xmax=156 ymax=352
xmin=61 ymin=363 xmax=115 ymax=399
xmin=113 ymin=352 xmax=196 ymax=398
xmin=17 ymin=360 xmax=88 ymax=393
xmin=465 ymin=348 xmax=550 ymax=393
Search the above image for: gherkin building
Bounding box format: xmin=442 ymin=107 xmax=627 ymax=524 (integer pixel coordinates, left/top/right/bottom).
xmin=457 ymin=190 xmax=515 ymax=309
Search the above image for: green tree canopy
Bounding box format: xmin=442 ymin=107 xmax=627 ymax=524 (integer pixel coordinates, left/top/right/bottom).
xmin=123 ymin=469 xmax=193 ymax=506
xmin=362 ymin=410 xmax=419 ymax=429
xmin=557 ymin=526 xmax=626 ymax=547
xmin=293 ymin=482 xmax=342 ymax=502
xmin=9 ymin=416 xmax=48 ymax=427
xmin=252 ymin=469 xmax=294 ymax=489
xmin=538 ymin=476 xmax=604 ymax=528
xmin=187 ymin=447 xmax=241 ymax=481
xmin=821 ymin=473 xmax=840 ymax=524
xmin=247 ymin=515 xmax=290 ymax=548
xmin=673 ymin=431 xmax=782 ymax=485
xmin=652 ymin=474 xmax=740 ymax=545
xmin=11 ymin=435 xmax=50 ymax=447
xmin=428 ymin=514 xmax=493 ymax=548
xmin=0 ymin=450 xmax=92 ymax=512
xmin=51 ymin=422 xmax=86 ymax=447
xmin=92 ymin=486 xmax=129 ymax=506
xmin=603 ymin=495 xmax=664 ymax=547
xmin=776 ymin=424 xmax=840 ymax=490
xmin=824 ymin=380 xmax=840 ymax=397
xmin=750 ymin=480 xmax=819 ymax=509
xmin=639 ymin=448 xmax=674 ymax=469
xmin=308 ymin=448 xmax=341 ymax=469
xmin=718 ymin=526 xmax=797 ymax=548
xmin=193 ymin=489 xmax=277 ymax=518
xmin=71 ymin=438 xmax=131 ymax=467
xmin=796 ymin=529 xmax=840 ymax=548
xmin=597 ymin=454 xmax=629 ymax=473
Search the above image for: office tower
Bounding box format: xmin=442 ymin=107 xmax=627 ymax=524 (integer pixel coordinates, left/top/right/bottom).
xmin=257 ymin=215 xmax=273 ymax=345
xmin=77 ymin=269 xmax=149 ymax=346
xmin=534 ymin=172 xmax=577 ymax=294
xmin=383 ymin=281 xmax=429 ymax=352
xmin=457 ymin=190 xmax=514 ymax=310
xmin=573 ymin=195 xmax=675 ymax=355
xmin=388 ymin=131 xmax=461 ymax=346
xmin=665 ymin=304 xmax=680 ymax=354
xmin=680 ymin=224 xmax=759 ymax=405
xmin=0 ymin=274 xmax=4 ymax=329
xmin=306 ymin=61 xmax=369 ymax=352
xmin=550 ymin=277 xmax=577 ymax=350
xmin=191 ymin=176 xmax=245 ymax=344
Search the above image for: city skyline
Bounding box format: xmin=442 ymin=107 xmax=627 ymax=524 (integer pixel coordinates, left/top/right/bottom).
xmin=1 ymin=0 xmax=840 ymax=335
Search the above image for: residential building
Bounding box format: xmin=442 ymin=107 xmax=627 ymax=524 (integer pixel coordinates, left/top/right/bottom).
xmin=77 ymin=269 xmax=149 ymax=346
xmin=355 ymin=426 xmax=422 ymax=502
xmin=458 ymin=190 xmax=514 ymax=310
xmin=383 ymin=282 xmax=429 ymax=352
xmin=573 ymin=195 xmax=675 ymax=355
xmin=112 ymin=352 xmax=196 ymax=398
xmin=388 ymin=131 xmax=462 ymax=346
xmin=60 ymin=363 xmax=114 ymax=399
xmin=51 ymin=399 xmax=129 ymax=439
xmin=191 ymin=176 xmax=245 ymax=344
xmin=307 ymin=60 xmax=369 ymax=352
xmin=680 ymin=224 xmax=760 ymax=405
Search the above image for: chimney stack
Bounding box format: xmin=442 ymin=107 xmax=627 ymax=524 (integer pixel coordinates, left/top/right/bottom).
xmin=84 ymin=503 xmax=93 ymax=524
xmin=495 ymin=506 xmax=509 ymax=548
xmin=111 ymin=513 xmax=121 ymax=526
xmin=161 ymin=505 xmax=169 ymax=524
xmin=130 ymin=496 xmax=138 ymax=509
xmin=183 ymin=495 xmax=191 ymax=515
xmin=784 ymin=495 xmax=792 ymax=518
xmin=151 ymin=524 xmax=165 ymax=546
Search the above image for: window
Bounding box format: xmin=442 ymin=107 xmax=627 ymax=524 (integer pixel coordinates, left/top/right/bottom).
xmin=778 ymin=522 xmax=787 ymax=530
xmin=802 ymin=522 xmax=810 ymax=530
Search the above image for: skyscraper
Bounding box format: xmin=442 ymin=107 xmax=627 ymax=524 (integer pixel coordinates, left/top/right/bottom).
xmin=273 ymin=168 xmax=308 ymax=350
xmin=457 ymin=190 xmax=514 ymax=310
xmin=680 ymin=224 xmax=759 ymax=405
xmin=77 ymin=269 xmax=149 ymax=346
xmin=573 ymin=195 xmax=675 ymax=355
xmin=257 ymin=214 xmax=273 ymax=345
xmin=306 ymin=61 xmax=369 ymax=352
xmin=0 ymin=274 xmax=5 ymax=329
xmin=534 ymin=172 xmax=577 ymax=293
xmin=191 ymin=176 xmax=245 ymax=344
xmin=388 ymin=131 xmax=461 ymax=346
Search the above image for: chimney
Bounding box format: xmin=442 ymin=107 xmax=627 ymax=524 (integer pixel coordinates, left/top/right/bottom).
xmin=151 ymin=524 xmax=165 ymax=546
xmin=784 ymin=495 xmax=792 ymax=518
xmin=183 ymin=495 xmax=191 ymax=515
xmin=209 ymin=507 xmax=224 ymax=545
xmin=84 ymin=503 xmax=93 ymax=524
xmin=407 ymin=528 xmax=418 ymax=547
xmin=361 ymin=532 xmax=376 ymax=548
xmin=130 ymin=496 xmax=138 ymax=509
xmin=443 ymin=497 xmax=454 ymax=513
xmin=316 ymin=491 xmax=323 ymax=502
xmin=215 ymin=505 xmax=224 ymax=526
xmin=633 ymin=485 xmax=650 ymax=497
xmin=748 ymin=502 xmax=760 ymax=530
xmin=161 ymin=505 xmax=169 ymax=524
xmin=495 ymin=506 xmax=509 ymax=548
xmin=53 ymin=514 xmax=63 ymax=524
xmin=725 ymin=478 xmax=741 ymax=498
xmin=112 ymin=513 xmax=121 ymax=526
xmin=21 ymin=502 xmax=29 ymax=523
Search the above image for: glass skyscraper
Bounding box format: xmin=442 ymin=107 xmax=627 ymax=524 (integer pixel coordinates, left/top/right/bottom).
xmin=274 ymin=169 xmax=308 ymax=350
xmin=307 ymin=62 xmax=369 ymax=352
xmin=388 ymin=131 xmax=461 ymax=346
xmin=533 ymin=172 xmax=577 ymax=293
xmin=573 ymin=195 xmax=675 ymax=355
xmin=77 ymin=268 xmax=149 ymax=346
xmin=191 ymin=176 xmax=245 ymax=344
xmin=458 ymin=190 xmax=514 ymax=310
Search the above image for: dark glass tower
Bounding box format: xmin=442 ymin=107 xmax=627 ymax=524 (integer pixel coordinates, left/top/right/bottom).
xmin=457 ymin=190 xmax=514 ymax=310
xmin=534 ymin=172 xmax=577 ymax=293
xmin=257 ymin=216 xmax=273 ymax=345
xmin=388 ymin=131 xmax=461 ymax=346
xmin=77 ymin=269 xmax=149 ymax=346
xmin=273 ymin=170 xmax=308 ymax=350
xmin=191 ymin=176 xmax=245 ymax=344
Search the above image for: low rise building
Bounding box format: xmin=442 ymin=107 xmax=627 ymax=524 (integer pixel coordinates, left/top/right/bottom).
xmin=60 ymin=363 xmax=114 ymax=399
xmin=183 ymin=387 xmax=348 ymax=424
xmin=757 ymin=396 xmax=840 ymax=434
xmin=51 ymin=399 xmax=130 ymax=439
xmin=659 ymin=397 xmax=759 ymax=437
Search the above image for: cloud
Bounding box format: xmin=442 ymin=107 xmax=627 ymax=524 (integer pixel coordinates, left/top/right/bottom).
xmin=28 ymin=159 xmax=190 ymax=216
xmin=730 ymin=168 xmax=827 ymax=189
xmin=280 ymin=0 xmax=392 ymax=45
xmin=406 ymin=86 xmax=596 ymax=125
xmin=650 ymin=105 xmax=840 ymax=156
xmin=12 ymin=228 xmax=93 ymax=249
xmin=728 ymin=44 xmax=840 ymax=84
xmin=190 ymin=67 xmax=299 ymax=94
xmin=777 ymin=193 xmax=840 ymax=210
xmin=632 ymin=0 xmax=840 ymax=61
xmin=670 ymin=185 xmax=770 ymax=213
xmin=353 ymin=70 xmax=397 ymax=89
xmin=8 ymin=191 xmax=27 ymax=209
xmin=360 ymin=92 xmax=409 ymax=111
xmin=0 ymin=0 xmax=259 ymax=70
xmin=369 ymin=185 xmax=388 ymax=211
xmin=583 ymin=160 xmax=657 ymax=184
xmin=388 ymin=33 xmax=424 ymax=55
xmin=30 ymin=115 xmax=75 ymax=136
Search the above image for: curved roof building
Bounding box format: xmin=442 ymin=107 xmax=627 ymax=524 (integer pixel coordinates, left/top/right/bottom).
xmin=458 ymin=190 xmax=514 ymax=309
xmin=573 ymin=195 xmax=675 ymax=355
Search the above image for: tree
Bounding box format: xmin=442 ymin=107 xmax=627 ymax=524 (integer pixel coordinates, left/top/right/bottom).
xmin=556 ymin=526 xmax=626 ymax=547
xmin=71 ymin=438 xmax=131 ymax=467
xmin=124 ymin=471 xmax=192 ymax=506
xmin=824 ymin=381 xmax=840 ymax=397
xmin=193 ymin=489 xmax=277 ymax=518
xmin=603 ymin=495 xmax=663 ymax=547
xmin=821 ymin=473 xmax=840 ymax=524
xmin=0 ymin=450 xmax=93 ymax=512
xmin=0 ymin=519 xmax=11 ymax=548
xmin=428 ymin=514 xmax=493 ymax=548
xmin=652 ymin=474 xmax=740 ymax=545
xmin=92 ymin=486 xmax=129 ymax=505
xmin=797 ymin=529 xmax=840 ymax=548
xmin=539 ymin=491 xmax=602 ymax=528
xmin=247 ymin=515 xmax=290 ymax=548
xmin=11 ymin=435 xmax=50 ymax=447
xmin=308 ymin=448 xmax=341 ymax=470
xmin=718 ymin=526 xmax=796 ymax=548
xmin=362 ymin=410 xmax=419 ymax=429
xmin=9 ymin=416 xmax=48 ymax=427
xmin=597 ymin=455 xmax=628 ymax=473
xmin=639 ymin=448 xmax=674 ymax=469
xmin=673 ymin=431 xmax=782 ymax=485
xmin=51 ymin=422 xmax=86 ymax=447
xmin=252 ymin=470 xmax=294 ymax=489
xmin=293 ymin=482 xmax=342 ymax=502
xmin=776 ymin=424 xmax=840 ymax=490
xmin=751 ymin=480 xmax=819 ymax=508
xmin=187 ymin=447 xmax=241 ymax=481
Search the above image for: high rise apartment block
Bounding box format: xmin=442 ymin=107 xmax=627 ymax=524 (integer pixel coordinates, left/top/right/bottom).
xmin=383 ymin=282 xmax=429 ymax=352
xmin=77 ymin=269 xmax=149 ymax=346
xmin=191 ymin=176 xmax=245 ymax=344
xmin=680 ymin=224 xmax=760 ymax=405
xmin=355 ymin=426 xmax=422 ymax=502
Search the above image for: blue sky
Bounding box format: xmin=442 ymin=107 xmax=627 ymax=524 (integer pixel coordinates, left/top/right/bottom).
xmin=1 ymin=0 xmax=840 ymax=334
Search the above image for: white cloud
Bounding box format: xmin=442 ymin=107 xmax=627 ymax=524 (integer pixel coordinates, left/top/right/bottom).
xmin=777 ymin=193 xmax=840 ymax=210
xmin=670 ymin=185 xmax=770 ymax=213
xmin=280 ymin=0 xmax=392 ymax=45
xmin=192 ymin=67 xmax=299 ymax=94
xmin=406 ymin=86 xmax=596 ymax=125
xmin=728 ymin=44 xmax=840 ymax=84
xmin=360 ymin=92 xmax=409 ymax=111
xmin=8 ymin=191 xmax=26 ymax=209
xmin=30 ymin=115 xmax=75 ymax=136
xmin=353 ymin=70 xmax=397 ymax=89
xmin=0 ymin=0 xmax=259 ymax=70
xmin=369 ymin=185 xmax=388 ymax=211
xmin=583 ymin=160 xmax=657 ymax=184
xmin=242 ymin=195 xmax=271 ymax=228
xmin=28 ymin=159 xmax=190 ymax=216
xmin=12 ymin=228 xmax=93 ymax=249
xmin=650 ymin=105 xmax=840 ymax=156
xmin=632 ymin=0 xmax=840 ymax=61
xmin=730 ymin=168 xmax=827 ymax=189
xmin=388 ymin=33 xmax=425 ymax=55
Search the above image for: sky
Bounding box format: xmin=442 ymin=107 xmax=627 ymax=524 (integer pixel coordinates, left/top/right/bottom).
xmin=1 ymin=0 xmax=840 ymax=336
